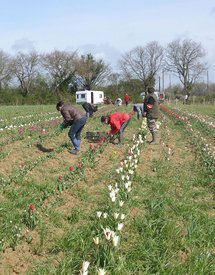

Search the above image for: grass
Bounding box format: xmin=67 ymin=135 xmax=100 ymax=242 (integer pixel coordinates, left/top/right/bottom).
xmin=169 ymin=102 xmax=215 ymax=119
xmin=117 ymin=117 xmax=215 ymax=274
xmin=0 ymin=103 xmax=214 ymax=274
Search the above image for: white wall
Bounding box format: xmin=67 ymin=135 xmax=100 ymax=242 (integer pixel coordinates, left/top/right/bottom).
xmin=76 ymin=91 xmax=104 ymax=104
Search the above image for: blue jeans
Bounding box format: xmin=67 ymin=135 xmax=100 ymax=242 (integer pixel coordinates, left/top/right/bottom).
xmin=119 ymin=119 xmax=130 ymax=143
xmin=68 ymin=116 xmax=87 ymax=151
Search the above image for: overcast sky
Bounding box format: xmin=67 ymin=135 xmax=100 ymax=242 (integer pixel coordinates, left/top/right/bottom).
xmin=0 ymin=0 xmax=215 ymax=84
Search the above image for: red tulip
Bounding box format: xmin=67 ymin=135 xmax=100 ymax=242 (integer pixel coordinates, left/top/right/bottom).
xmin=58 ymin=175 xmax=63 ymax=181
xmin=29 ymin=204 xmax=36 ymax=211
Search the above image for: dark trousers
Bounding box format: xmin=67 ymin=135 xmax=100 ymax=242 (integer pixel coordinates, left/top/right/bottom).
xmin=68 ymin=116 xmax=87 ymax=151
xmin=119 ymin=119 xmax=130 ymax=143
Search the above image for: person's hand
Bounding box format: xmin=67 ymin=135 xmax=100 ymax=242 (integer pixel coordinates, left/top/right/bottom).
xmin=59 ymin=123 xmax=65 ymax=131
xmin=143 ymin=112 xmax=147 ymax=117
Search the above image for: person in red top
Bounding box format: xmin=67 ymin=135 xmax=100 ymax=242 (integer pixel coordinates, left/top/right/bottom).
xmin=101 ymin=112 xmax=131 ymax=144
xmin=124 ymin=93 xmax=131 ymax=106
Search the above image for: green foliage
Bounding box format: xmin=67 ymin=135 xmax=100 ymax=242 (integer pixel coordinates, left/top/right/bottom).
xmin=104 ymin=79 xmax=144 ymax=103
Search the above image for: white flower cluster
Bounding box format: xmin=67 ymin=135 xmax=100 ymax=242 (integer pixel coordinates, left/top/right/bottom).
xmin=82 ymin=125 xmax=148 ymax=273
xmin=0 ymin=115 xmax=61 ymax=132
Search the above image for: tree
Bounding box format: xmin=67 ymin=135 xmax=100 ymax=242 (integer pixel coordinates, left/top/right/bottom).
xmin=119 ymin=41 xmax=164 ymax=94
xmin=12 ymin=52 xmax=40 ymax=96
xmin=42 ymin=50 xmax=77 ymax=95
xmin=75 ymin=53 xmax=111 ymax=90
xmin=0 ymin=50 xmax=13 ymax=89
xmin=165 ymin=39 xmax=207 ymax=100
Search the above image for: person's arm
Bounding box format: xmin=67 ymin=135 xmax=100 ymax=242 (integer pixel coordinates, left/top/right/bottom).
xmin=110 ymin=125 xmax=118 ymax=134
xmin=61 ymin=109 xmax=73 ymax=126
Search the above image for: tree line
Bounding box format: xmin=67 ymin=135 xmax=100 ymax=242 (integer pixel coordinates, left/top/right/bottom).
xmin=0 ymin=38 xmax=211 ymax=105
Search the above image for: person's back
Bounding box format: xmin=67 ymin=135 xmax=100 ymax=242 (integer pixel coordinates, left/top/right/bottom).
xmin=82 ymin=102 xmax=98 ymax=118
xmin=61 ymin=104 xmax=84 ymax=125
xmin=109 ymin=113 xmax=130 ymax=134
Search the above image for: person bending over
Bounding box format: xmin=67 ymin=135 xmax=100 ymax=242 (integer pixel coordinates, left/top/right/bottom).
xmin=56 ymin=101 xmax=87 ymax=154
xmin=82 ymin=102 xmax=98 ymax=118
xmin=101 ymin=112 xmax=131 ymax=144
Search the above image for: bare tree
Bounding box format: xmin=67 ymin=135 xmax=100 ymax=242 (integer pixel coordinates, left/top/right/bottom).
xmin=107 ymin=72 xmax=121 ymax=86
xmin=165 ymin=39 xmax=207 ymax=99
xmin=119 ymin=41 xmax=164 ymax=93
xmin=0 ymin=50 xmax=12 ymax=89
xmin=12 ymin=52 xmax=40 ymax=96
xmin=41 ymin=50 xmax=77 ymax=94
xmin=75 ymin=53 xmax=111 ymax=90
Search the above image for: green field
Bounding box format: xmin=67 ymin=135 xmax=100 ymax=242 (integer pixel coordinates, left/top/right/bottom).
xmin=0 ymin=103 xmax=214 ymax=274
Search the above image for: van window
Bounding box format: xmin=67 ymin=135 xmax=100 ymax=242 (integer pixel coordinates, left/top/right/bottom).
xmin=81 ymin=94 xmax=86 ymax=99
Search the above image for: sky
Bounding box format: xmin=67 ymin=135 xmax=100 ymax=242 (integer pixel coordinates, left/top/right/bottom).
xmin=0 ymin=0 xmax=215 ymax=85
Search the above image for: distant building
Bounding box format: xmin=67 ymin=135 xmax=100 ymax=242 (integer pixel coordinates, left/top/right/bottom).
xmin=76 ymin=90 xmax=104 ymax=104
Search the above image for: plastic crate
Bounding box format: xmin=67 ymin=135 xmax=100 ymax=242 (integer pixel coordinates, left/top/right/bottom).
xmin=86 ymin=131 xmax=106 ymax=143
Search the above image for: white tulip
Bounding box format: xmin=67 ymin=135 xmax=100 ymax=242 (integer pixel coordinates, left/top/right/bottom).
xmin=81 ymin=261 xmax=90 ymax=272
xmin=117 ymin=223 xmax=124 ymax=231
xmin=114 ymin=212 xmax=119 ymax=219
xmin=121 ymin=214 xmax=125 ymax=220
xmin=93 ymin=237 xmax=100 ymax=245
xmin=97 ymin=268 xmax=106 ymax=275
xmin=119 ymin=200 xmax=124 ymax=207
xmin=113 ymin=235 xmax=120 ymax=247
xmin=96 ymin=211 xmax=102 ymax=218
xmin=103 ymin=212 xmax=108 ymax=219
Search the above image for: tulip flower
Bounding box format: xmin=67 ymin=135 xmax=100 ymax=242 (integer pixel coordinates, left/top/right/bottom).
xmin=119 ymin=200 xmax=124 ymax=207
xmin=96 ymin=211 xmax=102 ymax=218
xmin=93 ymin=237 xmax=99 ymax=245
xmin=117 ymin=223 xmax=124 ymax=231
xmin=121 ymin=214 xmax=125 ymax=220
xmin=103 ymin=212 xmax=108 ymax=219
xmin=97 ymin=268 xmax=106 ymax=275
xmin=113 ymin=235 xmax=119 ymax=247
xmin=80 ymin=261 xmax=90 ymax=275
xmin=114 ymin=212 xmax=119 ymax=219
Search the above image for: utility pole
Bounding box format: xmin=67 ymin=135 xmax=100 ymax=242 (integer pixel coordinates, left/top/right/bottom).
xmin=158 ymin=76 xmax=161 ymax=93
xmin=162 ymin=70 xmax=165 ymax=91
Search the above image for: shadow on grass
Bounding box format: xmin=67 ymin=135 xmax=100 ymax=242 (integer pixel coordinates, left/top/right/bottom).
xmin=36 ymin=143 xmax=54 ymax=153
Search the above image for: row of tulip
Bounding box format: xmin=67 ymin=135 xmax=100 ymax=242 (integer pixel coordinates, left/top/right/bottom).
xmin=0 ymin=111 xmax=57 ymax=123
xmin=0 ymin=136 xmax=109 ymax=252
xmin=0 ymin=114 xmax=61 ymax=132
xmin=0 ymin=118 xmax=61 ymax=150
xmin=174 ymin=108 xmax=215 ymax=130
xmin=160 ymin=104 xmax=215 ymax=175
xmin=80 ymin=120 xmax=148 ymax=274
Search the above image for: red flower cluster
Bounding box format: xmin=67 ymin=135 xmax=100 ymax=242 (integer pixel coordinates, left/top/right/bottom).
xmin=160 ymin=104 xmax=188 ymax=122
xmin=69 ymin=166 xmax=74 ymax=171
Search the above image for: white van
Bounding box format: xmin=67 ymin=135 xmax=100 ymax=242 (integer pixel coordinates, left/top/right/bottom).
xmin=76 ymin=90 xmax=104 ymax=104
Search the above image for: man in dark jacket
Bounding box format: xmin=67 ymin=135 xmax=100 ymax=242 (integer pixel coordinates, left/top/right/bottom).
xmin=82 ymin=102 xmax=98 ymax=118
xmin=101 ymin=112 xmax=131 ymax=144
xmin=56 ymin=101 xmax=87 ymax=154
xmin=143 ymin=87 xmax=160 ymax=145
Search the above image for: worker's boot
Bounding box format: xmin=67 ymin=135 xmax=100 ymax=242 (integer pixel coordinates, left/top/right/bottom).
xmin=150 ymin=132 xmax=158 ymax=145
